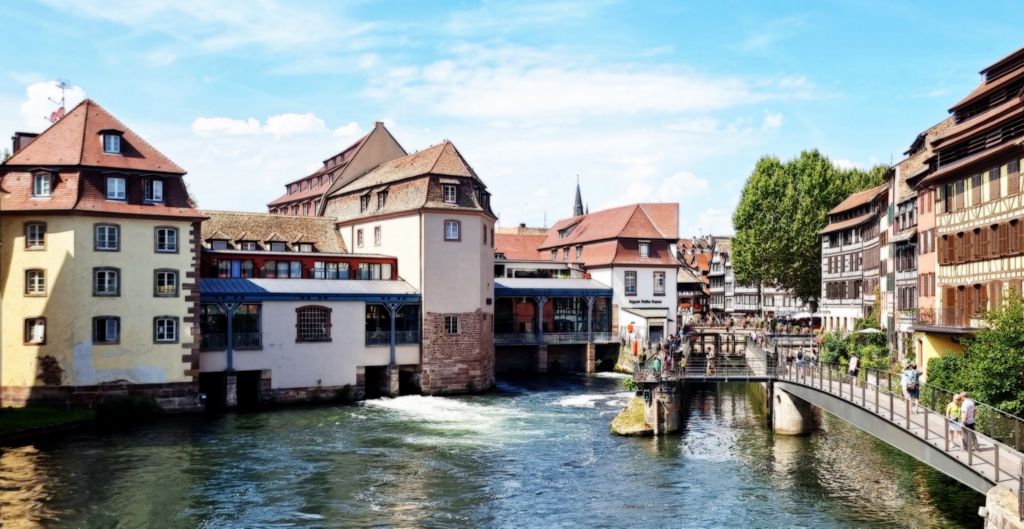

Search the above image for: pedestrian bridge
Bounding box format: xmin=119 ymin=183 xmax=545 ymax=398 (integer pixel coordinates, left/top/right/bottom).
xmin=632 ymin=334 xmax=1024 ymax=497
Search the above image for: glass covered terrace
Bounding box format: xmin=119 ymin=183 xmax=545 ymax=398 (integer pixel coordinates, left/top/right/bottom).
xmin=494 ymin=278 xmax=614 ymax=345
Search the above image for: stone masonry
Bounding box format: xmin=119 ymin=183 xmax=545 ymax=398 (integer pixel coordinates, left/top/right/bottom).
xmin=420 ymin=310 xmax=494 ymax=394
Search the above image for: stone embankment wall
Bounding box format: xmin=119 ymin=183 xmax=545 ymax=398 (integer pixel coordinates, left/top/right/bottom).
xmin=982 ymin=485 xmax=1022 ymax=529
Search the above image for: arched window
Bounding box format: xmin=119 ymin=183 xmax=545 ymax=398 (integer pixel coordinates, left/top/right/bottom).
xmin=295 ymin=305 xmax=332 ymax=342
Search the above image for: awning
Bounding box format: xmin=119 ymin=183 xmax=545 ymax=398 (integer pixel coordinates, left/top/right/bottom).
xmin=890 ymin=230 xmax=916 ymax=244
xmin=495 ymin=278 xmax=612 ymax=297
xmin=622 ymin=307 xmax=673 ymax=322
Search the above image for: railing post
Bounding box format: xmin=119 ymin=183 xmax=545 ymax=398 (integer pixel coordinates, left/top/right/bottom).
xmin=875 ymin=376 xmax=879 ymax=414
xmin=861 ymin=374 xmax=866 ymax=407
xmin=905 ymin=397 xmax=910 ymax=429
xmin=968 ymin=433 xmax=973 ymax=466
xmin=994 ymin=443 xmax=1000 ymax=482
xmin=828 ymin=365 xmax=832 ymax=394
xmin=923 ymin=407 xmax=929 ymax=441
xmin=888 ymin=373 xmax=894 ymax=421
xmin=818 ymin=361 xmax=822 ymax=388
xmin=944 ymin=416 xmax=950 ymax=452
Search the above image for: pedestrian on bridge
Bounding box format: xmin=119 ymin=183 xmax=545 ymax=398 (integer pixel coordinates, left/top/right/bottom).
xmin=903 ymin=364 xmax=921 ymax=413
xmin=946 ymin=394 xmax=963 ymax=449
xmin=848 ymin=352 xmax=860 ymax=385
xmin=960 ymin=393 xmax=977 ymax=451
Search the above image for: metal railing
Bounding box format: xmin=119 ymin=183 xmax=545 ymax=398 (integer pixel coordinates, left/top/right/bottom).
xmin=775 ymin=360 xmax=1024 ymax=495
xmin=494 ymin=332 xmax=619 ymax=345
xmin=200 ymin=332 xmax=262 ymax=351
xmin=364 ymin=330 xmax=421 ymax=346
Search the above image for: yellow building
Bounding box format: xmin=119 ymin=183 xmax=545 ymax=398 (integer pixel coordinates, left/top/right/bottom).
xmin=0 ymin=99 xmax=204 ymax=409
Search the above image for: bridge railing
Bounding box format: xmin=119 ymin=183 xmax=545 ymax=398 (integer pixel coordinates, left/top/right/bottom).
xmin=777 ymin=361 xmax=1024 ymax=490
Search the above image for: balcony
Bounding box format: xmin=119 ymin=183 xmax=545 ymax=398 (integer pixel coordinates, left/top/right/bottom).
xmin=365 ymin=330 xmax=421 ymax=346
xmin=200 ymin=332 xmax=262 ymax=351
xmin=907 ymin=307 xmax=982 ymax=330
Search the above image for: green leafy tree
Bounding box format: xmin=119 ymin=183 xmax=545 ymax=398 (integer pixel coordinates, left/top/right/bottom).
xmin=963 ymin=288 xmax=1024 ymax=414
xmin=1 ymin=148 xmax=10 ymax=162
xmin=733 ymin=150 xmax=886 ymax=303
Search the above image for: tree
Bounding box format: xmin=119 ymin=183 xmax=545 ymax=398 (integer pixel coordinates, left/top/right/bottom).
xmin=1 ymin=148 xmax=10 ymax=162
xmin=963 ymin=288 xmax=1024 ymax=414
xmin=732 ymin=150 xmax=886 ymax=302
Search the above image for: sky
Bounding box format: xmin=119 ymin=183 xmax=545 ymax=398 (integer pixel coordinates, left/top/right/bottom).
xmin=1 ymin=0 xmax=1021 ymax=236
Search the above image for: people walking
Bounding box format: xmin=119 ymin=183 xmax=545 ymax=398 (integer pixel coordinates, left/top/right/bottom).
xmin=946 ymin=394 xmax=963 ymax=449
xmin=905 ymin=364 xmax=921 ymax=413
xmin=960 ymin=392 xmax=977 ymax=451
xmin=848 ymin=352 xmax=859 ymax=387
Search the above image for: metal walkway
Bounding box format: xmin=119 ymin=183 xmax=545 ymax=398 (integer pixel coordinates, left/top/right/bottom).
xmin=632 ymin=334 xmax=1024 ymax=497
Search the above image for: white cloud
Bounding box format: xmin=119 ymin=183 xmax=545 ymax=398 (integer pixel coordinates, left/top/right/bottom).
xmin=191 ymin=113 xmax=327 ymax=138
xmin=733 ymin=16 xmax=805 ymax=53
xmin=833 ymin=158 xmax=860 ymax=170
xmin=694 ymin=208 xmax=735 ymax=236
xmin=20 ymin=80 xmax=86 ymax=130
xmin=42 ymin=0 xmax=373 ymax=53
xmin=333 ymin=121 xmax=364 ymax=138
xmin=366 ymin=45 xmax=818 ymax=121
xmin=762 ymin=112 xmax=783 ymax=129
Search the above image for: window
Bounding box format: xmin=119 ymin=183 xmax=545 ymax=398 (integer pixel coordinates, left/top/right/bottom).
xmin=624 ymin=271 xmax=637 ymax=296
xmin=154 ymin=269 xmax=178 ymax=297
xmin=360 ymin=194 xmax=371 ymax=212
xmin=357 ymin=262 xmax=392 ymax=280
xmin=377 ymin=190 xmax=388 ymax=209
xmin=444 ymin=220 xmax=461 ymax=241
xmin=575 ymin=245 xmax=583 ymax=260
xmin=374 ymin=226 xmax=382 ymax=246
xmin=443 ymin=184 xmax=458 ymax=203
xmin=106 ymin=177 xmax=126 ymax=200
xmin=639 ymin=242 xmax=650 ymax=258
xmin=94 ymin=267 xmax=120 ymax=296
xmin=144 ymin=179 xmax=164 ymax=202
xmin=155 ymin=227 xmax=178 ymax=253
xmin=296 ymin=305 xmax=332 ymax=342
xmin=313 ymin=261 xmax=349 ymax=279
xmin=563 ymin=247 xmax=569 ymax=261
xmin=654 ymin=271 xmax=666 ymax=295
xmin=241 ymin=260 xmax=254 ymax=278
xmin=239 ymin=241 xmax=258 ymax=251
xmin=25 ymin=269 xmax=46 ymax=296
xmin=357 ymin=229 xmax=364 ymax=248
xmin=551 ymin=250 xmax=557 ymax=261
xmin=303 ymin=202 xmax=310 ymax=216
xmin=154 ymin=316 xmax=178 ymax=343
xmin=270 ymin=242 xmax=288 ymax=252
xmin=24 ymin=318 xmax=46 ymax=345
xmin=25 ymin=222 xmax=46 ymax=249
xmin=210 ymin=239 xmax=229 ymax=250
xmin=95 ymin=224 xmax=120 ymax=251
xmin=93 ymin=316 xmax=120 ymax=344
xmin=444 ymin=315 xmax=459 ymax=334
xmin=32 ymin=173 xmax=51 ymax=197
xmin=103 ymin=133 xmax=121 ymax=154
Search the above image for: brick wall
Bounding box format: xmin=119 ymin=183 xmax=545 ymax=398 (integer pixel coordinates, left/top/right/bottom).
xmin=1 ymin=382 xmax=201 ymax=411
xmin=420 ymin=310 xmax=494 ymax=394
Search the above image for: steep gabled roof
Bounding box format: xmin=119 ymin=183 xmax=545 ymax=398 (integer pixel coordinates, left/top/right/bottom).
xmin=5 ymin=99 xmax=185 ymax=174
xmin=332 ymin=140 xmax=478 ymax=196
xmin=495 ymin=233 xmax=547 ymax=260
xmin=267 ymin=131 xmax=371 ymax=207
xmin=538 ymin=203 xmax=679 ymax=249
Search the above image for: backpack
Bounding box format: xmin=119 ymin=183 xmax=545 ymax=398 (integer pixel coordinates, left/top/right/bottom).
xmin=907 ymin=370 xmax=920 ymax=390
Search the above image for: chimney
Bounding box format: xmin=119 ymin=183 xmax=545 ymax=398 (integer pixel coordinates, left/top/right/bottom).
xmin=11 ymin=132 xmax=39 ymax=155
xmin=519 ymin=223 xmax=526 ymax=228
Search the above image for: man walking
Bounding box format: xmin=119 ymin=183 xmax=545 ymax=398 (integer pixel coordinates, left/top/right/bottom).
xmin=960 ymin=392 xmax=977 ymax=451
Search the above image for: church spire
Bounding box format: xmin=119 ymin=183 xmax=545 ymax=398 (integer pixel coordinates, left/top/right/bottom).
xmin=573 ymin=175 xmax=584 ymax=217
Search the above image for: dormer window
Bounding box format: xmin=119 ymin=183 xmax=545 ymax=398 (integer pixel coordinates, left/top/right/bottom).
xmin=32 ymin=173 xmax=52 ymax=197
xmin=144 ymin=179 xmax=164 ymax=202
xmin=377 ymin=190 xmax=388 ymax=209
xmin=298 ymin=243 xmax=314 ymax=253
xmin=239 ymin=241 xmax=259 ymax=251
xmin=639 ymin=241 xmax=650 ymax=258
xmin=106 ymin=177 xmax=126 ymax=200
xmin=102 ymin=133 xmax=122 ymax=154
xmin=360 ymin=194 xmax=371 ymax=212
xmin=443 ymin=184 xmax=458 ymax=203
xmin=269 ymin=242 xmax=288 ymax=252
xmin=210 ymin=240 xmax=229 ymax=250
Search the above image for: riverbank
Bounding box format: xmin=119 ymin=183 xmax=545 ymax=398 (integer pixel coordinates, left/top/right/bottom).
xmin=0 ymin=407 xmax=95 ymax=443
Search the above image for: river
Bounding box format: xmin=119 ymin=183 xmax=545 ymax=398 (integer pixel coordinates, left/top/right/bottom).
xmin=0 ymin=375 xmax=982 ymax=528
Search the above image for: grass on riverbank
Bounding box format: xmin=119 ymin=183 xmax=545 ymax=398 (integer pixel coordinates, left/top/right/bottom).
xmin=0 ymin=406 xmax=95 ymax=437
xmin=611 ymin=396 xmax=652 ymax=436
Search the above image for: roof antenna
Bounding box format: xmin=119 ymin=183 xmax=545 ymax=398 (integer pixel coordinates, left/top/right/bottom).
xmin=45 ymin=79 xmax=69 ymax=123
xmin=543 ymin=210 xmax=547 ymax=228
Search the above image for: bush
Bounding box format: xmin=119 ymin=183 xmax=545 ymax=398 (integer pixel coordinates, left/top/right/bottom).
xmin=926 ymin=354 xmax=968 ymax=392
xmin=819 ymin=331 xmax=848 ymax=364
xmin=623 ymin=378 xmax=639 ymax=392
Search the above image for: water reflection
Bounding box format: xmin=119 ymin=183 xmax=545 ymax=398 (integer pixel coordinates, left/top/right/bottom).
xmin=0 ymin=377 xmax=983 ymax=529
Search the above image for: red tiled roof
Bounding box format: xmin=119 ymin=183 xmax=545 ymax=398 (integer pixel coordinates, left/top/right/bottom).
xmin=334 ymin=141 xmax=477 ymax=195
xmin=5 ymin=99 xmax=185 ymax=174
xmin=693 ymin=253 xmax=711 ymax=272
xmin=1 ymin=99 xmax=201 ymax=219
xmin=538 ymin=203 xmax=679 ymax=249
xmin=820 ymin=212 xmax=875 ymax=234
xmin=268 ymin=132 xmax=370 ymax=207
xmin=828 ymin=184 xmax=888 ymax=215
xmin=495 ymin=233 xmax=546 ymax=260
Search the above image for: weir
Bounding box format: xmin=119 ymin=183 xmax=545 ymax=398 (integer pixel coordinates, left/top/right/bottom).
xmin=628 ymin=332 xmax=1024 ymax=526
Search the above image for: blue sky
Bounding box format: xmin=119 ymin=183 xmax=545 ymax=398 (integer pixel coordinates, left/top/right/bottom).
xmin=1 ymin=1 xmax=1021 ymax=235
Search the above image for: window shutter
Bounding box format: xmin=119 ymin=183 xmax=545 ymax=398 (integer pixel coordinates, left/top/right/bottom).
xmin=990 ymin=225 xmax=1000 ymax=257
xmin=978 ymin=284 xmax=988 ymax=315
xmin=990 ymin=168 xmax=1001 ymax=201
xmin=973 ymin=174 xmax=983 ymax=204
xmin=1009 ymin=161 xmax=1021 ymax=195
xmin=964 ymin=230 xmax=973 ymax=261
xmin=990 ymin=281 xmax=1002 ymax=311
xmin=999 ymin=222 xmax=1010 ymax=255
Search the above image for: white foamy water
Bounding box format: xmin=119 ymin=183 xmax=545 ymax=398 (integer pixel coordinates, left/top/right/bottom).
xmin=362 ymin=395 xmax=534 ymax=447
xmin=555 ymin=391 xmax=633 ymax=408
xmin=593 ymin=372 xmax=630 ymax=379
